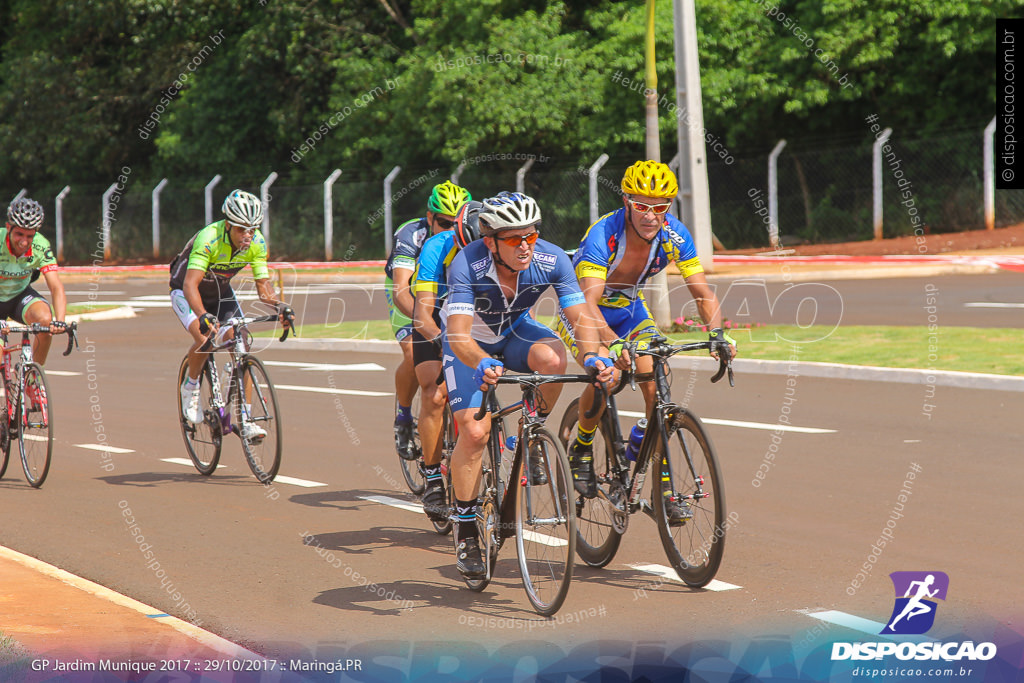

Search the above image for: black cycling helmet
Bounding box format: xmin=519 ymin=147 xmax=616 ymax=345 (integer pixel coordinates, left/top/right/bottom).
xmin=453 ymin=200 xmax=483 ymax=249
xmin=7 ymin=198 xmax=44 ymax=230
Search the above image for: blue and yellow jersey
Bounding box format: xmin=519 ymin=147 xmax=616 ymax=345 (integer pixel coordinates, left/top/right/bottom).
xmin=411 ymin=230 xmax=459 ymax=309
xmin=572 ymin=208 xmax=703 ymax=307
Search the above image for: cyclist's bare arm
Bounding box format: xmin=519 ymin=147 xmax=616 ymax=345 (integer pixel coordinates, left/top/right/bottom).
xmin=446 ymin=314 xmax=501 ymax=385
xmin=392 ymin=267 xmax=416 ymax=319
xmin=182 ymin=268 xmax=210 ymax=321
xmin=579 ymin=275 xmax=628 ymax=370
xmin=562 ymin=301 xmax=615 ymax=383
xmin=683 ymin=271 xmax=737 ymax=358
xmin=254 ymin=277 xmax=292 ymax=327
xmin=41 ymin=269 xmax=67 ymax=329
xmin=412 ymin=290 xmax=441 ymax=341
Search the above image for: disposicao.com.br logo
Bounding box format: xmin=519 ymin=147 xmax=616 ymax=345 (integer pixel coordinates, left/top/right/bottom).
xmin=831 ymin=571 xmax=997 ymax=662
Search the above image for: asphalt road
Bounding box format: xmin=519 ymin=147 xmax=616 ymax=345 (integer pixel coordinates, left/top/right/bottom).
xmin=53 ymin=270 xmax=1024 ymax=330
xmin=0 ymin=299 xmax=1018 ymax=671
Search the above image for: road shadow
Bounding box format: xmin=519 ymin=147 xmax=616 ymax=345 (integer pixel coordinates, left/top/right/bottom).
xmin=288 ymin=487 xmax=421 ymax=513
xmin=302 ymin=526 xmax=450 ymax=556
xmin=98 ymin=471 xmax=266 ymax=488
xmin=573 ymin=564 xmax=702 ymax=594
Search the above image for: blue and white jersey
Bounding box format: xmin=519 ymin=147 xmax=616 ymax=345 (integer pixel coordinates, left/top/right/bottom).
xmin=384 ymin=217 xmax=430 ymax=280
xmin=443 ymin=238 xmax=586 ymax=344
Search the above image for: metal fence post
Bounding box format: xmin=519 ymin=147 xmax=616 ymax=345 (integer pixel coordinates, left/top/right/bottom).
xmin=451 ymin=161 xmax=467 ymax=185
xmin=588 ymin=153 xmax=610 ymax=224
xmin=101 ymin=182 xmax=119 ymax=260
xmin=260 ymin=172 xmax=278 ymax=252
xmin=515 ymin=158 xmax=535 ymax=193
xmin=873 ymin=128 xmax=893 ymax=239
xmin=324 ymin=169 xmax=343 ymax=260
xmin=55 ymin=186 xmax=70 ymax=262
xmin=768 ymin=139 xmax=787 ymax=249
xmin=984 ymin=116 xmax=996 ymax=231
xmin=204 ymin=174 xmax=223 ymax=226
xmin=384 ymin=166 xmax=402 ymax=255
xmin=152 ymin=178 xmax=168 ymax=259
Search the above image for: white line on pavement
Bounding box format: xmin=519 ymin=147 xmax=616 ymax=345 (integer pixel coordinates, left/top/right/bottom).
xmin=262 ymin=361 xmax=385 ymax=372
xmin=359 ymin=494 xmax=425 ymax=514
xmin=74 ymin=444 xmax=135 ymax=453
xmin=272 ymin=474 xmax=327 ymax=488
xmin=42 ymin=370 xmax=81 ymax=376
xmin=964 ymin=302 xmax=1024 ymax=308
xmin=161 ymin=457 xmax=224 ymax=469
xmin=628 ymin=563 xmax=741 ymax=591
xmin=797 ymin=609 xmax=931 ymax=642
xmin=276 ymin=384 xmax=392 ymax=397
xmin=617 ymin=410 xmax=835 ymax=434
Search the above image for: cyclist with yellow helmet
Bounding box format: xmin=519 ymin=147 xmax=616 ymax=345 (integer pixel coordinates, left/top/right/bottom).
xmin=557 ymin=160 xmax=735 ymax=522
xmin=385 ymin=181 xmax=471 ymax=458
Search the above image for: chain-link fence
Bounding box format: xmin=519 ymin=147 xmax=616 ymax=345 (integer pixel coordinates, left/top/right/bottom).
xmin=4 ymin=126 xmax=1022 ymax=263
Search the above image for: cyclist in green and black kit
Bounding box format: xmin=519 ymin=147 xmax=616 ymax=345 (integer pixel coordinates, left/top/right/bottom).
xmin=385 ymin=181 xmax=471 ymax=457
xmin=169 ymin=190 xmax=293 ymax=439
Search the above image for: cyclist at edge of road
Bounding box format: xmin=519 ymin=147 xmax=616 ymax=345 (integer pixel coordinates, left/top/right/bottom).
xmin=0 ymin=197 xmax=69 ymax=408
xmin=442 ymin=191 xmax=614 ymax=579
xmin=169 ymin=190 xmax=293 ymax=440
xmin=409 ymin=200 xmax=483 ymax=524
xmin=555 ymin=160 xmax=736 ymax=524
xmin=385 ymin=181 xmax=471 ymax=459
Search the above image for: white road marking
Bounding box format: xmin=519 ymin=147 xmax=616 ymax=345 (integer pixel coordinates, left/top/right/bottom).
xmin=21 ymin=434 xmax=49 ymax=442
xmin=797 ymin=609 xmax=932 ymax=642
xmin=41 ymin=370 xmax=80 ymax=376
xmin=262 ymin=361 xmax=385 ymax=372
xmin=521 ymin=530 xmax=569 ymax=547
xmin=160 ymin=458 xmax=324 ymax=486
xmin=276 ymin=384 xmax=391 ymax=397
xmin=74 ymin=444 xmax=135 ymax=453
xmin=272 ymin=474 xmax=327 ymax=488
xmin=618 ymin=410 xmax=835 ymax=433
xmin=359 ymin=494 xmax=425 ymax=514
xmin=629 ymin=563 xmax=742 ymax=591
xmin=64 ymin=290 xmax=126 ymax=295
xmin=162 ymin=457 xmax=224 ymax=469
xmin=964 ymin=302 xmax=1024 ymax=308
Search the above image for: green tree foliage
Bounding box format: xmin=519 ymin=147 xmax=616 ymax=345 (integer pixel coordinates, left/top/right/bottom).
xmin=0 ymin=0 xmax=1008 ymax=188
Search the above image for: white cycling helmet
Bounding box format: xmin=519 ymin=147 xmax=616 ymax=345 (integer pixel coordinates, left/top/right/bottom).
xmin=222 ymin=190 xmax=264 ymax=227
xmin=478 ymin=192 xmax=541 ymax=234
xmin=7 ymin=198 xmax=44 ymax=231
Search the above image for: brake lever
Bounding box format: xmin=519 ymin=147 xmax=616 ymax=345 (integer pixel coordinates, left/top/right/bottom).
xmin=473 ymin=384 xmax=493 ymax=421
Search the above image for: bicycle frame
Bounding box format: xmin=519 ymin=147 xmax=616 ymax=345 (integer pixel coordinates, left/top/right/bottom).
xmin=200 ymin=316 xmax=268 ymax=437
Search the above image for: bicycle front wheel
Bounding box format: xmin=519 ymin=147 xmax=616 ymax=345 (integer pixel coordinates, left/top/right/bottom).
xmin=0 ymin=404 xmax=11 ymax=479
xmin=235 ymin=356 xmax=282 ymax=484
xmin=516 ymin=427 xmax=575 ymax=616
xmin=178 ymin=357 xmax=222 ymax=475
xmin=18 ymin=363 xmax=52 ymax=487
xmin=558 ymin=397 xmax=623 ymax=568
xmin=652 ymin=407 xmax=726 ymax=588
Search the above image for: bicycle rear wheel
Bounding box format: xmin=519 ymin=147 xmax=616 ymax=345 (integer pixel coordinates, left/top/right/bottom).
xmin=18 ymin=363 xmax=52 ymax=487
xmin=235 ymin=356 xmax=282 ymax=483
xmin=178 ymin=357 xmax=222 ymax=475
xmin=396 ymin=394 xmax=426 ymax=494
xmin=0 ymin=401 xmax=10 ymax=478
xmin=558 ymin=397 xmax=623 ymax=568
xmin=652 ymin=407 xmax=726 ymax=587
xmin=516 ymin=427 xmax=575 ymax=616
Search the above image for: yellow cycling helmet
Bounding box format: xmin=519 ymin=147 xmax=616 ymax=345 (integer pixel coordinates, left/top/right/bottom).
xmin=620 ymin=160 xmax=679 ymax=199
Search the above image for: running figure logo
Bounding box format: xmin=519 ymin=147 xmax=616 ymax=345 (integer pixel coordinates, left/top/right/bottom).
xmin=881 ymin=571 xmax=949 ymax=635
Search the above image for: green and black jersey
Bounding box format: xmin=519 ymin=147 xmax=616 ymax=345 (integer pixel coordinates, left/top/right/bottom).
xmin=169 ymin=221 xmax=269 ymax=300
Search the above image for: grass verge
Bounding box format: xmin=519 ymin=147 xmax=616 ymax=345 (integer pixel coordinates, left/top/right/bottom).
xmin=259 ymin=319 xmax=1022 ymax=376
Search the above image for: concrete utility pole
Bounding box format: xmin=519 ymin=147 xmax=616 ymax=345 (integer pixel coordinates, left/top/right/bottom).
xmin=644 ymin=0 xmax=671 ymax=328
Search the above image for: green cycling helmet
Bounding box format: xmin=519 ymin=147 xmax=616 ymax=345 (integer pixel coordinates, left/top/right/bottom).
xmin=427 ymin=181 xmax=472 ymax=216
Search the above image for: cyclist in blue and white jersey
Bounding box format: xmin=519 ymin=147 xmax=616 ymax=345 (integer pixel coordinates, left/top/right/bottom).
xmin=556 ymin=160 xmax=735 ymax=522
xmin=442 ymin=192 xmax=613 ymax=579
xmin=409 ymin=200 xmax=483 ymax=523
xmin=385 ymin=181 xmax=471 ymax=458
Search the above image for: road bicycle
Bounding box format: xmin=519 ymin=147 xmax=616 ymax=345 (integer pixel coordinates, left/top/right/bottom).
xmin=177 ymin=313 xmax=290 ymax=484
xmin=0 ymin=322 xmax=78 ymax=487
xmin=455 ymin=370 xmax=603 ymax=616
xmin=395 ymin=392 xmax=426 ymax=495
xmin=558 ymin=336 xmax=733 ymax=587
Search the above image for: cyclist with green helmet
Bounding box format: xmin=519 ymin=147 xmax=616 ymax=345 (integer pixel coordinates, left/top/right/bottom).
xmin=385 ymin=180 xmax=471 ymax=459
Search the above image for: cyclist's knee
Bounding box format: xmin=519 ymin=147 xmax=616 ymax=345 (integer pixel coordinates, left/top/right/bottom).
xmin=529 ymin=341 xmax=566 ymax=374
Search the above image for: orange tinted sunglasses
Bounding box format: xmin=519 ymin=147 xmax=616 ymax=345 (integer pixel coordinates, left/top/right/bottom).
xmin=628 ymin=200 xmax=671 ymax=215
xmin=497 ymin=231 xmax=539 ymax=248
